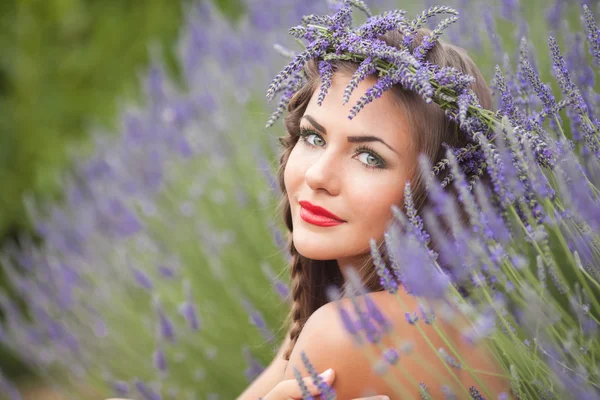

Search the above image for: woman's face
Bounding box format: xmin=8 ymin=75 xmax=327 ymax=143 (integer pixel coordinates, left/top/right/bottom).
xmin=284 ymin=71 xmax=417 ymax=268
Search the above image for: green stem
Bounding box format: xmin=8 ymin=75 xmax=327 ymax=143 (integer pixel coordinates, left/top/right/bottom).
xmin=392 ymin=292 xmax=472 ymax=398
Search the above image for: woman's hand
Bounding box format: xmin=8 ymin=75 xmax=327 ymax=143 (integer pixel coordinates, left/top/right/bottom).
xmin=107 ymin=369 xmax=389 ymax=400
xmin=261 ymin=368 xmax=389 ymax=400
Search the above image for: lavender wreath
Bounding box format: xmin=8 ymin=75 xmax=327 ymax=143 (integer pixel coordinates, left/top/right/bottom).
xmin=264 ymin=0 xmax=565 ymax=191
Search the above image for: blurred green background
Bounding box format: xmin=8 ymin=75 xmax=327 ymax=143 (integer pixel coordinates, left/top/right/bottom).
xmin=0 ymin=0 xmax=247 ymax=383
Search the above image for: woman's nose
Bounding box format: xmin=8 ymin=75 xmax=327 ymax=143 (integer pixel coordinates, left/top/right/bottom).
xmin=304 ymin=150 xmax=341 ymax=196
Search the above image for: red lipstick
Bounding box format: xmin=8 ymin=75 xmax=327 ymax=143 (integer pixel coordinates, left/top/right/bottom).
xmin=298 ymin=200 xmax=346 ymax=227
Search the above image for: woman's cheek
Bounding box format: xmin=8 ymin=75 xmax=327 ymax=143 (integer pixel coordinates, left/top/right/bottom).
xmin=284 ymin=146 xmax=302 ymax=191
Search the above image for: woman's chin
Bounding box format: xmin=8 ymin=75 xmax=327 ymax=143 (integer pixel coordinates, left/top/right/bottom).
xmin=292 ymin=232 xmax=340 ymax=260
xmin=294 ymin=244 xmax=337 ymax=260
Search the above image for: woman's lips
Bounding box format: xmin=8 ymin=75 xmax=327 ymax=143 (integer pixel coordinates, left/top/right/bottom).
xmin=298 ymin=201 xmax=345 ymax=227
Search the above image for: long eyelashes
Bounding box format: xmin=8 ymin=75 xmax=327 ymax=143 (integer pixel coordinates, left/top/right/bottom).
xmin=297 ymin=126 xmax=386 ymax=170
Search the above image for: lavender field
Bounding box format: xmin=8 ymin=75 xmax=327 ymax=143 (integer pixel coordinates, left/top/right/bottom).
xmin=0 ymin=0 xmax=599 ymax=399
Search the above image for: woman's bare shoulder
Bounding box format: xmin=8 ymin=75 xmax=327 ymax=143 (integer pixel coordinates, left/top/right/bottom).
xmin=282 ymin=290 xmax=509 ymax=399
xmin=281 ymin=291 xmax=414 ymax=398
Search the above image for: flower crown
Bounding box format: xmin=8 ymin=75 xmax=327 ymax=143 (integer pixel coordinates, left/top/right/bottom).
xmin=264 ymin=0 xmax=557 ymax=190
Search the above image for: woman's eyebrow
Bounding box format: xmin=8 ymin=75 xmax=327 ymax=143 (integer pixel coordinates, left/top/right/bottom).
xmin=302 ymin=115 xmax=400 ymax=156
xmin=302 ymin=115 xmax=327 ymax=134
xmin=347 ymin=135 xmax=400 ymax=155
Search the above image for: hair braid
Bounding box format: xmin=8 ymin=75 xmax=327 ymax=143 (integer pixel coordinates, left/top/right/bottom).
xmin=283 ymin=242 xmax=309 ymax=360
xmin=276 ymin=76 xmax=316 ymax=361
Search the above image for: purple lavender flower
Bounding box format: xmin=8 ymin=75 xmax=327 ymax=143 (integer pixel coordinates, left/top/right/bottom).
xmin=240 ymin=296 xmax=275 ymax=343
xmin=500 ymin=0 xmax=519 ymax=21
xmin=261 ymin=262 xmax=290 ymax=300
xmin=317 ymin=60 xmax=334 ymax=105
xmin=178 ymin=300 xmax=201 ymax=332
xmin=582 ymin=4 xmax=600 ymax=66
xmin=112 ymin=380 xmax=129 ymax=397
xmin=350 ymin=297 xmax=382 ymax=344
xmin=420 ymin=382 xmax=433 ymax=400
xmin=545 ymin=0 xmax=563 ymax=30
xmin=292 ymin=366 xmax=314 ymax=400
xmin=342 ymin=56 xmax=377 ymax=105
xmin=439 ymin=347 xmax=462 ymax=369
xmin=413 ymin=16 xmax=459 ymax=62
xmin=266 ymin=37 xmax=329 ymax=103
xmin=301 ymin=351 xmax=337 ymax=400
xmin=153 ymin=347 xmax=168 ymax=373
xmin=357 ymin=10 xmax=408 ymax=40
xmin=548 ymin=36 xmax=589 ymax=117
xmin=364 ymin=293 xmax=393 ymax=332
xmin=441 ymin=384 xmax=457 ymax=400
xmin=493 ymin=62 xmax=527 ymax=128
xmin=391 ymin=234 xmax=450 ymax=299
xmin=134 ymin=379 xmax=161 ymax=400
xmin=482 ymin=8 xmax=503 ymax=62
xmin=522 ymin=57 xmax=558 ymax=118
xmin=132 ymin=267 xmax=154 ymax=290
xmin=370 ymin=238 xmax=399 ymax=293
xmin=340 ymin=306 xmax=362 ymax=340
xmin=419 ymin=303 xmax=436 ymax=324
xmin=383 ymin=347 xmax=399 ymax=365
xmin=155 ymin=301 xmax=176 ymax=343
xmin=405 ymin=311 xmax=419 ymax=324
xmin=349 ymin=74 xmax=396 ymax=119
xmin=243 ymin=347 xmax=266 ymax=383
xmin=413 ymin=65 xmax=435 ymax=103
xmin=410 ymin=6 xmax=458 ymax=36
xmin=402 ymin=183 xmax=431 ymax=246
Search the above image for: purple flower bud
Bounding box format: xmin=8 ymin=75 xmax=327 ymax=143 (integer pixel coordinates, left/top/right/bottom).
xmin=292 ymin=366 xmax=315 ymax=400
xmin=112 ymin=380 xmax=129 ymax=396
xmin=301 ymin=351 xmax=337 ymax=400
xmin=158 ymin=265 xmax=176 ymax=279
xmin=364 ymin=294 xmax=392 ymax=332
xmin=155 ymin=302 xmax=176 ymax=343
xmin=383 ymin=347 xmax=399 ymax=365
xmin=178 ymin=301 xmax=201 ymax=332
xmin=370 ymin=238 xmax=398 ymax=294
xmin=134 ymin=379 xmax=161 ymax=400
xmin=405 ymin=312 xmax=418 ymax=324
xmin=153 ymin=347 xmax=168 ymax=372
xmin=582 ymin=4 xmax=600 ymax=66
xmin=132 ymin=268 xmax=153 ymax=290
xmin=243 ymin=347 xmax=265 ymax=383
xmin=420 ymin=382 xmax=432 ymax=399
xmin=317 ymin=60 xmax=334 ymax=106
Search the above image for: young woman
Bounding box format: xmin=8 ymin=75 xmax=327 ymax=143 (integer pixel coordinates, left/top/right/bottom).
xmin=238 ymin=27 xmax=510 ymax=400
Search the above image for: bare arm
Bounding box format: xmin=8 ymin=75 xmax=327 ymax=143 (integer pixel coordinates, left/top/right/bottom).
xmin=236 ymin=331 xmax=291 ymax=400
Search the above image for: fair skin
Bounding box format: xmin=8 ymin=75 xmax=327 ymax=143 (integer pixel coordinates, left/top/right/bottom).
xmin=284 ymin=72 xmax=416 ymax=278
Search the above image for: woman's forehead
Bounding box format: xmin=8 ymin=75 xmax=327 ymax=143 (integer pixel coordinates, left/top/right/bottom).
xmin=304 ymin=72 xmax=411 ymax=146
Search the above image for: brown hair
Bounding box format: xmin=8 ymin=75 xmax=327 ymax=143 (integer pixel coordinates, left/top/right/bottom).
xmin=276 ymin=28 xmax=494 ymax=360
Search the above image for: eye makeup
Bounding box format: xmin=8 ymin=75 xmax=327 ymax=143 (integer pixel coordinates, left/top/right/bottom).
xmin=298 ymin=126 xmax=387 ymax=170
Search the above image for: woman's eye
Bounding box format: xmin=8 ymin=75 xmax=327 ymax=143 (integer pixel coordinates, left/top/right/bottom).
xmin=306 ymin=134 xmax=325 ymax=147
xmin=356 ymin=152 xmax=383 ymax=168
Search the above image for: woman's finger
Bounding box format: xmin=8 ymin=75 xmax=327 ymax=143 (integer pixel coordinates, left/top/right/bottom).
xmin=352 ymin=397 xmax=390 ymax=400
xmin=272 ymin=368 xmax=336 ymax=399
